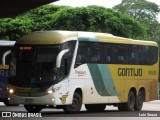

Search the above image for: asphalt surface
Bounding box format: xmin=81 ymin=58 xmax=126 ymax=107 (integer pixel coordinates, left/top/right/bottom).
xmin=0 ymin=100 xmax=160 ymax=119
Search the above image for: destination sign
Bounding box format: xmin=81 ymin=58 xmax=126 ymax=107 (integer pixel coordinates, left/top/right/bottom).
xmin=19 ymin=46 xmax=32 ymax=50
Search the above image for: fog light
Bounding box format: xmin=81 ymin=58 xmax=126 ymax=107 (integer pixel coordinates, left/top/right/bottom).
xmin=51 ymin=99 xmax=54 ymax=101
xmin=9 ymin=89 xmax=14 ymax=94
xmin=47 ymin=90 xmax=53 ymax=94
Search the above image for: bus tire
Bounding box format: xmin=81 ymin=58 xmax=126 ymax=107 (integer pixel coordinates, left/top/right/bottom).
xmin=85 ymin=104 xmax=106 ymax=112
xmin=125 ymin=90 xmax=136 ymax=111
xmin=4 ymin=100 xmax=19 ymax=106
xmin=63 ymin=92 xmax=82 ymax=113
xmin=134 ymin=90 xmax=144 ymax=111
xmin=24 ymin=105 xmax=43 ymax=113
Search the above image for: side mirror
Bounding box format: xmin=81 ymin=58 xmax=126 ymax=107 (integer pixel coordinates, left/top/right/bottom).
xmin=56 ymin=49 xmax=69 ymax=68
xmin=2 ymin=50 xmax=11 ymax=66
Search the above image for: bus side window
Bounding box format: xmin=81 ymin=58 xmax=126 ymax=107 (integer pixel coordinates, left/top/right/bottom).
xmin=148 ymin=46 xmax=158 ymax=65
xmin=115 ymin=44 xmax=126 ymax=64
xmin=89 ymin=42 xmax=101 ymax=63
xmin=103 ymin=44 xmax=112 ymax=64
xmin=60 ymin=41 xmax=76 ymax=76
xmin=75 ymin=42 xmax=89 ymax=67
xmin=130 ymin=45 xmax=139 ymax=65
xmin=140 ymin=46 xmax=149 ymax=65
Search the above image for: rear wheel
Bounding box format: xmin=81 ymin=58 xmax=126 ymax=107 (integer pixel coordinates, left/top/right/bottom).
xmin=85 ymin=104 xmax=106 ymax=112
xmin=125 ymin=90 xmax=136 ymax=111
xmin=134 ymin=90 xmax=144 ymax=111
xmin=63 ymin=93 xmax=82 ymax=113
xmin=24 ymin=105 xmax=44 ymax=113
xmin=118 ymin=91 xmax=135 ymax=111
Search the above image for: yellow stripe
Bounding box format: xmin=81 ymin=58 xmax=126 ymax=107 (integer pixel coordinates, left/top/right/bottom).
xmin=0 ymin=65 xmax=9 ymax=69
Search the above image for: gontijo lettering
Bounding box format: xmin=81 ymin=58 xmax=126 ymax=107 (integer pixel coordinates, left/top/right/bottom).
xmin=118 ymin=68 xmax=142 ymax=76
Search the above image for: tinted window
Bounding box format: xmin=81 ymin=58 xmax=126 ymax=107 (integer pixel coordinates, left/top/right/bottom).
xmin=75 ymin=41 xmax=158 ymax=67
xmin=59 ymin=41 xmax=76 ymax=78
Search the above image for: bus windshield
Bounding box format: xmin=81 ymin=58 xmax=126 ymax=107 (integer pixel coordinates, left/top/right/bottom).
xmin=9 ymin=41 xmax=76 ymax=87
xmin=9 ymin=45 xmax=60 ymax=87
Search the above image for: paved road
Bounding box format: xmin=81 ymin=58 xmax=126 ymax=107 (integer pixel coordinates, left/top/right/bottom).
xmin=0 ymin=101 xmax=160 ymax=120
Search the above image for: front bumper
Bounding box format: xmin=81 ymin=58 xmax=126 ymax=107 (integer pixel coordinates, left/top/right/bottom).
xmin=8 ymin=93 xmax=56 ymax=105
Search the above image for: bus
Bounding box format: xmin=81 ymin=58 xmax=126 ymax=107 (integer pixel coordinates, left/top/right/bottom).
xmin=0 ymin=40 xmax=16 ymax=106
xmin=7 ymin=31 xmax=159 ymax=113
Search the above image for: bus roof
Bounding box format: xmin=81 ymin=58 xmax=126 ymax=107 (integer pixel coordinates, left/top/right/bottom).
xmin=17 ymin=31 xmax=158 ymax=46
xmin=0 ymin=40 xmax=16 ymax=46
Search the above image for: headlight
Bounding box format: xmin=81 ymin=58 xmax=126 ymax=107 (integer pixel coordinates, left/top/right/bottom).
xmin=53 ymin=86 xmax=61 ymax=92
xmin=47 ymin=86 xmax=61 ymax=94
xmin=9 ymin=89 xmax=14 ymax=94
xmin=47 ymin=90 xmax=53 ymax=94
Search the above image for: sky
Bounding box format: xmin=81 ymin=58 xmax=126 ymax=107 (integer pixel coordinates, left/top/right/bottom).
xmin=53 ymin=0 xmax=160 ymax=22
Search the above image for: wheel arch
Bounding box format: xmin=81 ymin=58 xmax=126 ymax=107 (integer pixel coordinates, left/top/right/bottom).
xmin=129 ymin=87 xmax=137 ymax=97
xmin=74 ymin=87 xmax=83 ymax=101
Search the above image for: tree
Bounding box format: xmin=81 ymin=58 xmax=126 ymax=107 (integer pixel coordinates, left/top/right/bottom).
xmin=0 ymin=18 xmax=33 ymax=40
xmin=113 ymin=0 xmax=160 ymax=21
xmin=113 ymin=0 xmax=160 ymax=42
xmin=0 ymin=5 xmax=146 ymax=40
xmin=0 ymin=5 xmax=66 ymax=40
xmin=50 ymin=5 xmax=145 ymax=38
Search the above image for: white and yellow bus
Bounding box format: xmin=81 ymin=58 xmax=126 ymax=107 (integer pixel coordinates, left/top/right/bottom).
xmin=8 ymin=31 xmax=159 ymax=113
xmin=0 ymin=40 xmax=15 ymax=106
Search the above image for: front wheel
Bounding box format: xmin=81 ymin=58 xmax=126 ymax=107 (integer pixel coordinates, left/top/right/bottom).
xmin=63 ymin=93 xmax=82 ymax=113
xmin=24 ymin=105 xmax=44 ymax=113
xmin=4 ymin=100 xmax=19 ymax=106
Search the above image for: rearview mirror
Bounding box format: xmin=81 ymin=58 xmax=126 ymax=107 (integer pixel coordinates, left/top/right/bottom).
xmin=2 ymin=50 xmax=11 ymax=66
xmin=56 ymin=49 xmax=69 ymax=68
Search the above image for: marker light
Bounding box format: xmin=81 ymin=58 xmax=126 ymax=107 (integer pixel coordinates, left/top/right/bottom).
xmin=9 ymin=89 xmax=14 ymax=94
xmin=47 ymin=90 xmax=53 ymax=94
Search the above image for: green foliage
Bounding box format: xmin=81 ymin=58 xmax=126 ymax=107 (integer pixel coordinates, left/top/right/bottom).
xmin=113 ymin=0 xmax=160 ymax=43
xmin=0 ymin=5 xmax=146 ymax=40
xmin=0 ymin=5 xmax=67 ymax=40
xmin=0 ymin=18 xmax=33 ymax=40
xmin=50 ymin=5 xmax=145 ymax=38
xmin=113 ymin=0 xmax=160 ymax=21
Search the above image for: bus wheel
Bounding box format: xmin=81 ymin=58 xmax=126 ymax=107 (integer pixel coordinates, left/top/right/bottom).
xmin=4 ymin=100 xmax=19 ymax=106
xmin=63 ymin=93 xmax=82 ymax=113
xmin=85 ymin=104 xmax=106 ymax=112
xmin=125 ymin=90 xmax=136 ymax=111
xmin=134 ymin=90 xmax=144 ymax=111
xmin=24 ymin=105 xmax=43 ymax=113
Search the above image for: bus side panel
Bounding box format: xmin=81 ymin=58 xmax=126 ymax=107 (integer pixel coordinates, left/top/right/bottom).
xmin=0 ymin=66 xmax=9 ymax=101
xmin=87 ymin=64 xmax=119 ymax=103
xmin=69 ymin=64 xmax=98 ymax=104
xmin=108 ymin=63 xmax=158 ymax=102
